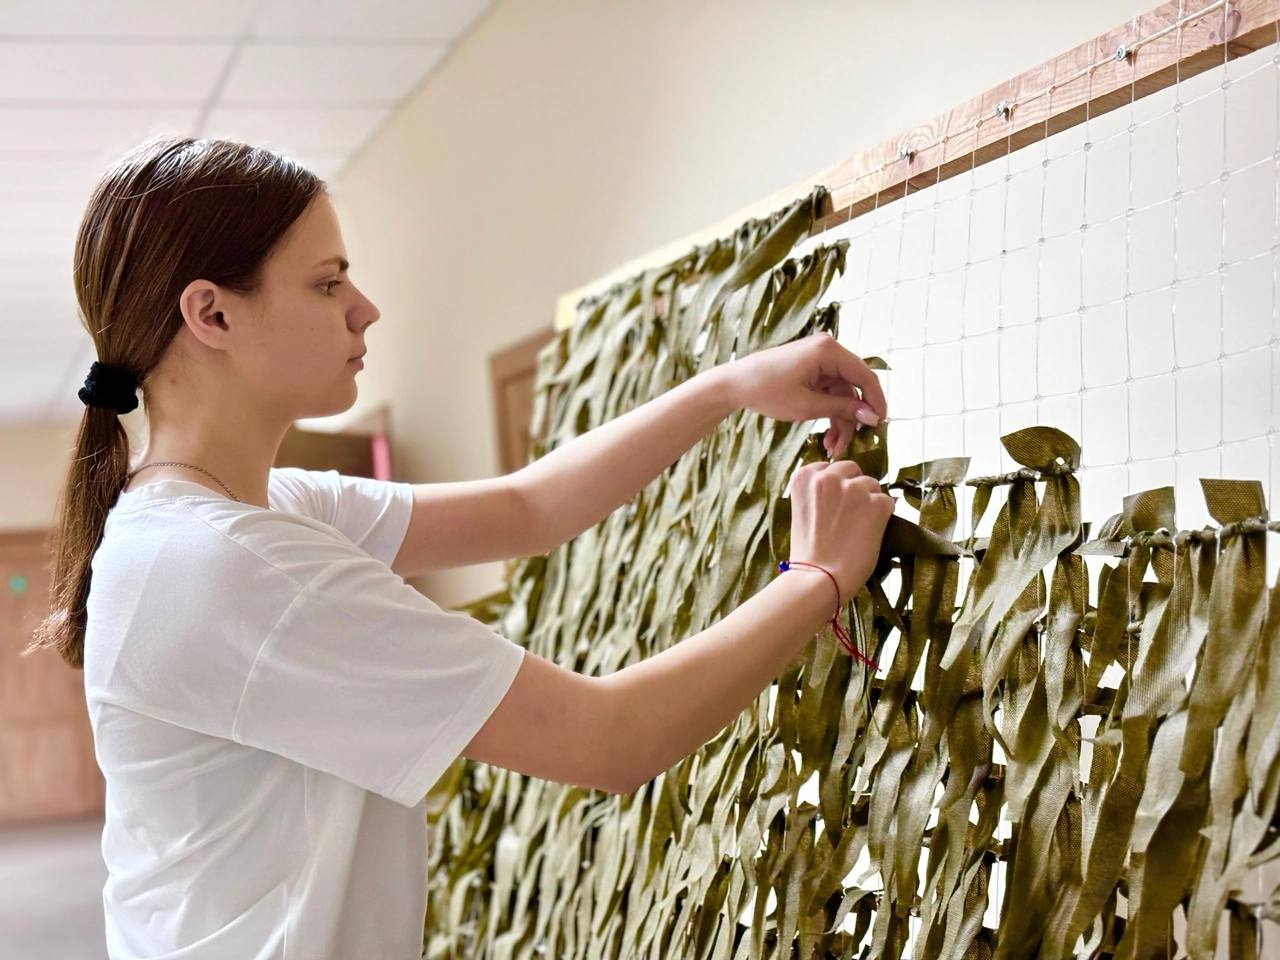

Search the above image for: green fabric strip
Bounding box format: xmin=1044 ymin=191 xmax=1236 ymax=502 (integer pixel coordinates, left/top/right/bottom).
xmin=423 ymin=189 xmax=1279 ymax=960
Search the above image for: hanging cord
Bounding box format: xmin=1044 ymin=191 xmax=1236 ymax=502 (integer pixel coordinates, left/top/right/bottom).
xmin=776 ymin=559 xmax=878 ymax=669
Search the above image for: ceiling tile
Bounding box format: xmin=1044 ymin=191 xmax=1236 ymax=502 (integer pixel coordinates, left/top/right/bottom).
xmin=0 ymin=201 xmax=82 ymax=258
xmin=1 ymin=295 xmax=79 ymax=321
xmin=0 ymin=1 xmax=493 ymax=426
xmin=0 ymin=0 xmax=258 ymax=38
xmin=202 ymin=105 xmax=392 ymax=153
xmin=0 ymin=252 xmax=78 ymax=302
xmin=290 ymin=152 xmax=358 ymax=183
xmin=0 ymin=339 xmax=83 ymax=425
xmin=0 ymin=157 xmax=108 ymax=201
xmin=250 ymin=0 xmax=492 ymax=42
xmin=222 ymin=42 xmax=446 ymax=104
xmin=0 ymin=106 xmax=200 ymax=160
xmin=0 ymin=311 xmax=85 ymax=349
xmin=0 ymin=42 xmax=233 ymax=104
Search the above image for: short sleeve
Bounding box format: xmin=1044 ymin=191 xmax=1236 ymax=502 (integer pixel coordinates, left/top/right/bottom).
xmin=229 ymin=536 xmax=526 ymax=807
xmin=268 ymin=467 xmax=413 ymax=567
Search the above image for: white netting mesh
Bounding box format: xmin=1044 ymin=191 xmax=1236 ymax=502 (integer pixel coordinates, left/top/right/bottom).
xmin=791 ymin=4 xmax=1279 ymax=952
xmin=804 ymin=15 xmax=1277 ymax=568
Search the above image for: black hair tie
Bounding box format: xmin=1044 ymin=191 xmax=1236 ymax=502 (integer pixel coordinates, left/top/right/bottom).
xmin=79 ymin=361 xmax=140 ymax=415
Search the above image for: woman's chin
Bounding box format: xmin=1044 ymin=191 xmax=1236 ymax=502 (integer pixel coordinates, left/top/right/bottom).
xmin=301 ymin=384 xmax=359 ymax=421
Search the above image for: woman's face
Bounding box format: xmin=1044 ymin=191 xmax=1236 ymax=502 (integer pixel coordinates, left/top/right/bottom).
xmin=231 ymin=191 xmax=380 ymax=420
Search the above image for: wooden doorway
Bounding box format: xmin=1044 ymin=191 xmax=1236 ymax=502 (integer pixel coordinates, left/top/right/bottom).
xmin=0 ymin=530 xmax=102 ymax=825
xmin=490 ymin=327 xmax=558 ymax=474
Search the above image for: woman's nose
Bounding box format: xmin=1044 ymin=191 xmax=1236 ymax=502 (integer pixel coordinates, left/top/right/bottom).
xmin=355 ymin=286 xmax=380 ymax=326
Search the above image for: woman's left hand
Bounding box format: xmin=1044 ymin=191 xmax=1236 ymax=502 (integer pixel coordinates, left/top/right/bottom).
xmin=721 ymin=332 xmax=888 ymax=459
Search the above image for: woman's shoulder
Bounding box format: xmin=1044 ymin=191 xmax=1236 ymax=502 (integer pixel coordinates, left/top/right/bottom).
xmin=267 ymin=466 xmax=413 ymax=569
xmin=101 ymin=483 xmax=356 ymax=591
xmin=97 ymin=466 xmax=410 ymax=588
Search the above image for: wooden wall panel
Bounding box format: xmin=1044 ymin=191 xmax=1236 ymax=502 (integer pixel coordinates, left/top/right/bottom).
xmin=490 ymin=326 xmax=558 ymax=474
xmin=0 ymin=530 xmax=103 ymax=825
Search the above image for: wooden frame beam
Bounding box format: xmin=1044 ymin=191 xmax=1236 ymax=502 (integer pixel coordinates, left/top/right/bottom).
xmin=814 ymin=0 xmax=1280 ymax=233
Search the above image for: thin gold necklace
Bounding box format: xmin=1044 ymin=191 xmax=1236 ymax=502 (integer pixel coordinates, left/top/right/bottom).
xmin=126 ymin=461 xmax=241 ymax=503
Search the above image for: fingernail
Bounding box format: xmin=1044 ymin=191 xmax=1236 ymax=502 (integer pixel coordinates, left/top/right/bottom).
xmin=855 ymin=408 xmax=879 ymax=427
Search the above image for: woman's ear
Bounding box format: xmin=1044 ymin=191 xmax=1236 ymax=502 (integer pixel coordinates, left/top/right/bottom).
xmin=179 ymin=280 xmax=234 ymax=347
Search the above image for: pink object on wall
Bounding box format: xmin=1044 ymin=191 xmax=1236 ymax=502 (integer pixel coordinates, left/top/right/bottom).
xmin=371 ymin=432 xmax=392 ymax=481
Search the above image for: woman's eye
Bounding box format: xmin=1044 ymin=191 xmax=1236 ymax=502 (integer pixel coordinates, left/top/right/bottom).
xmin=321 ymin=280 xmax=343 ymax=296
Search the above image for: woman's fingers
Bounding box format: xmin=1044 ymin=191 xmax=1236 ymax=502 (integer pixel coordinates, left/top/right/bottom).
xmin=814 ymin=376 xmax=855 ymax=456
xmin=815 ymin=335 xmax=888 ymax=422
xmin=814 ymin=373 xmax=876 ymax=456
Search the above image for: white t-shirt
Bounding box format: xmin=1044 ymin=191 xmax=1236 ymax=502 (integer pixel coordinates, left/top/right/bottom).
xmin=83 ymin=466 xmax=527 ymax=960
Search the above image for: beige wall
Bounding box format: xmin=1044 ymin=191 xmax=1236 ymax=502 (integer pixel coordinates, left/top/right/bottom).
xmin=3 ymin=2 xmax=1158 ymax=602
xmin=0 ymin=422 xmax=75 ymax=533
xmin=1 ymin=409 xmax=162 ymax=536
xmin=326 ymin=0 xmax=1154 ymax=605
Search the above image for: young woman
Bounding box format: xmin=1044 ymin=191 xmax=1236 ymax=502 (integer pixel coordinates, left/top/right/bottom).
xmin=30 ymin=135 xmax=893 ymax=959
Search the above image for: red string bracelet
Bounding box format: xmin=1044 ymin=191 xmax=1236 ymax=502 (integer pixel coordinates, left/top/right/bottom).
xmin=777 ymin=560 xmax=878 ymax=669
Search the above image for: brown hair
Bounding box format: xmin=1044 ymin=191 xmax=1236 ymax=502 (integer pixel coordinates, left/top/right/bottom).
xmin=28 ymin=136 xmax=325 ymax=668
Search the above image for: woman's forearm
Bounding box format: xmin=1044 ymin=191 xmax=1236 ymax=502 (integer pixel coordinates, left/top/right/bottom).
xmin=515 ymin=366 xmax=736 ymax=553
xmin=597 ymin=571 xmax=838 ymax=793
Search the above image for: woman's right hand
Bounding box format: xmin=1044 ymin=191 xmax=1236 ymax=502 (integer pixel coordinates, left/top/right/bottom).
xmin=785 ymin=458 xmax=895 ymax=603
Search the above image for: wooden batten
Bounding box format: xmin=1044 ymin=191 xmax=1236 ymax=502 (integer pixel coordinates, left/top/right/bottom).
xmin=814 ymin=0 xmax=1280 ymax=232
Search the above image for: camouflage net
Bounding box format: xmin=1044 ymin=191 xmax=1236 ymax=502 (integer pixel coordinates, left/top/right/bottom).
xmin=423 ymin=187 xmax=1280 ymax=960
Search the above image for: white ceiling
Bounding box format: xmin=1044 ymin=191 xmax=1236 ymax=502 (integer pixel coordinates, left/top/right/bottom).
xmin=0 ymin=0 xmax=493 ymax=427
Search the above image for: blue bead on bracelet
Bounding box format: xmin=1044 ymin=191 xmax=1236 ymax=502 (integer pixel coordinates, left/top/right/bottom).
xmin=776 ymin=558 xmax=877 ymax=669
